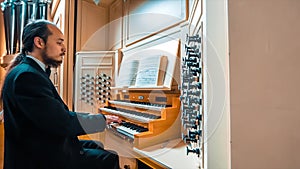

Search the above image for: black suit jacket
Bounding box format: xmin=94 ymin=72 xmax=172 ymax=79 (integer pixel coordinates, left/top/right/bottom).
xmin=2 ymin=57 xmax=107 ymax=169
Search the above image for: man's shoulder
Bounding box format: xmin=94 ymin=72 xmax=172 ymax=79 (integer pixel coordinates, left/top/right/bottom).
xmin=9 ymin=63 xmax=34 ymax=75
xmin=8 ymin=63 xmax=44 ymax=81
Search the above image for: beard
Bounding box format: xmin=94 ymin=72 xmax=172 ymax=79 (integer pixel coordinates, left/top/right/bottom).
xmin=41 ymin=48 xmax=63 ymax=68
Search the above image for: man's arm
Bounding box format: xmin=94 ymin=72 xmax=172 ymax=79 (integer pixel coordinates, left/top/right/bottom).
xmin=14 ymin=72 xmax=107 ymax=136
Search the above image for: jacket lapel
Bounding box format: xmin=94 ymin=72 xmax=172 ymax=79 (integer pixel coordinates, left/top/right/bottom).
xmin=22 ymin=57 xmax=49 ymax=78
xmin=22 ymin=57 xmax=70 ymax=110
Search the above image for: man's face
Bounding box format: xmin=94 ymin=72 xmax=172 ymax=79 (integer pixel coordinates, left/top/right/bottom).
xmin=42 ymin=24 xmax=66 ymax=68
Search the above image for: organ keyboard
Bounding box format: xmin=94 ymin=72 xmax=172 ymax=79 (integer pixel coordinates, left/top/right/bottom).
xmin=100 ymin=106 xmax=160 ymax=123
xmin=109 ymin=121 xmax=148 ymax=140
xmin=99 ymin=91 xmax=181 ymax=148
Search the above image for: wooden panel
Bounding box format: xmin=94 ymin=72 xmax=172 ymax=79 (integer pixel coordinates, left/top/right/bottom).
xmin=52 ymin=2 xmax=66 ymax=97
xmin=108 ymin=0 xmax=123 ymax=50
xmin=124 ymin=0 xmax=188 ymax=46
xmin=50 ymin=0 xmax=61 ymax=19
xmin=77 ymin=0 xmax=108 ymax=51
xmin=189 ymin=0 xmax=202 ymax=34
xmin=74 ymin=51 xmax=115 ymax=114
xmin=82 ymin=56 xmax=113 ymax=66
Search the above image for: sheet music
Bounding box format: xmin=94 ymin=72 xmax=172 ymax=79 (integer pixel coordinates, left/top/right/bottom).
xmin=116 ymin=39 xmax=179 ymax=89
xmin=116 ymin=59 xmax=139 ymax=87
xmin=135 ymin=55 xmax=168 ymax=87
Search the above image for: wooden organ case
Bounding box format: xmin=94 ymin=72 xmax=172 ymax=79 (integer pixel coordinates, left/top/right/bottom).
xmin=71 ymin=0 xmax=205 ymax=168
xmin=101 ymin=91 xmax=181 ymax=149
xmin=99 ymin=41 xmax=180 ymax=148
xmin=98 ymin=40 xmax=182 ymax=168
xmin=74 ymin=39 xmax=202 ymax=168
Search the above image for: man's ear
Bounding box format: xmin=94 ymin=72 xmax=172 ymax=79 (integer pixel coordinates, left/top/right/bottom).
xmin=33 ymin=37 xmax=45 ymax=49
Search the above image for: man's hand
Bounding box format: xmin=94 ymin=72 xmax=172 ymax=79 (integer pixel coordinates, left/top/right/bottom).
xmin=104 ymin=114 xmax=122 ymax=125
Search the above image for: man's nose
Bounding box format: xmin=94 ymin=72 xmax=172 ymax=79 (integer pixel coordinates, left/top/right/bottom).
xmin=62 ymin=45 xmax=66 ymax=53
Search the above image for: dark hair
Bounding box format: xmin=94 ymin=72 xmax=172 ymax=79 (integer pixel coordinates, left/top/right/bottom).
xmin=6 ymin=19 xmax=55 ymax=72
xmin=22 ymin=19 xmax=55 ymax=54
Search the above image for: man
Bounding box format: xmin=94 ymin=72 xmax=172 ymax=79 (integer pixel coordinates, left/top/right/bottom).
xmin=1 ymin=19 xmax=121 ymax=169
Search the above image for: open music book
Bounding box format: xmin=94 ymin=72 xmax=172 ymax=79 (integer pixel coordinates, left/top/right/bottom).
xmin=116 ymin=39 xmax=179 ymax=89
xmin=135 ymin=55 xmax=168 ymax=87
xmin=117 ymin=55 xmax=168 ymax=88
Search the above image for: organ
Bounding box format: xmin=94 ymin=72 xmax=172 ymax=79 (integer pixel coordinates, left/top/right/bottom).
xmin=101 ymin=91 xmax=181 ymax=148
xmin=99 ymin=39 xmax=182 ymax=149
xmin=74 ymin=33 xmax=202 ymax=169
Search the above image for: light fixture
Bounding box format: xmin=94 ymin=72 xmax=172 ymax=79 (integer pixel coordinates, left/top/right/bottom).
xmin=93 ymin=0 xmax=100 ymax=5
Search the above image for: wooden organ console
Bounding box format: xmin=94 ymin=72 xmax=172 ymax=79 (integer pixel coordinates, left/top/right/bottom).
xmin=74 ymin=38 xmax=202 ymax=168
xmin=100 ymin=40 xmax=182 ymax=150
xmin=100 ymin=91 xmax=181 ymax=149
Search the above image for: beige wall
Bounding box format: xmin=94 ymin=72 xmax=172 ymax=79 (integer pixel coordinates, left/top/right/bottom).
xmin=229 ymin=0 xmax=300 ymax=168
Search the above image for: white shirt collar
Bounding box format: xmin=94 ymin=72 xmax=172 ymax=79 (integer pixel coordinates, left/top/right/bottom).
xmin=26 ymin=55 xmax=47 ymax=72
